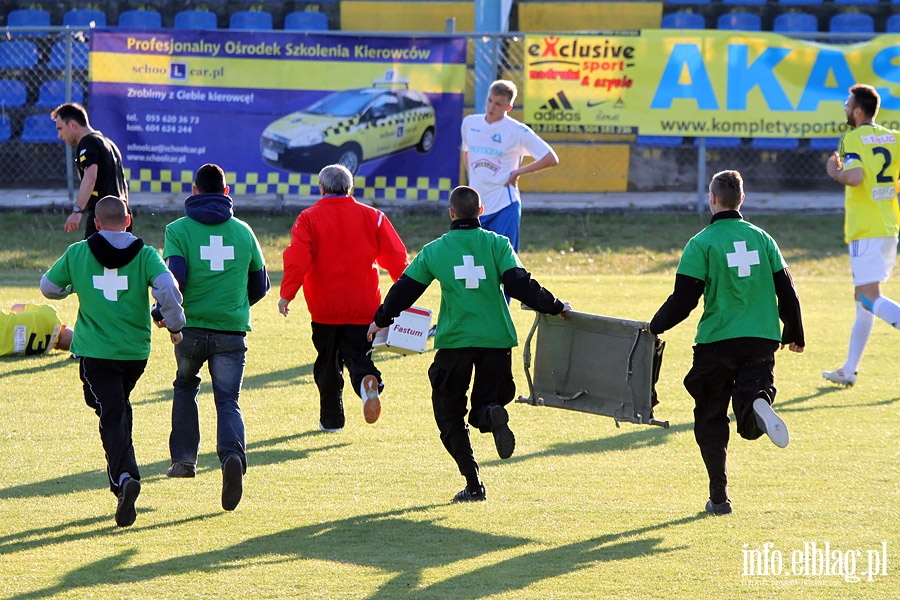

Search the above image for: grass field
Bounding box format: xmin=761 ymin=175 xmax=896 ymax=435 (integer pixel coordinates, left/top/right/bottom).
xmin=0 ymin=209 xmax=897 ymax=599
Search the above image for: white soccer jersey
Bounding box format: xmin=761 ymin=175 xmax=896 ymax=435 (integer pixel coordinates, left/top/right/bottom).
xmin=461 ymin=114 xmax=554 ymax=216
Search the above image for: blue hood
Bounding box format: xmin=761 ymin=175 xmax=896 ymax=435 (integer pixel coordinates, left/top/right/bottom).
xmin=184 ymin=193 xmax=234 ymax=224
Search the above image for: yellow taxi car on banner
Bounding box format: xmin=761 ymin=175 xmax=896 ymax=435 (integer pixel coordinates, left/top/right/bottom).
xmin=259 ymin=75 xmax=436 ymax=175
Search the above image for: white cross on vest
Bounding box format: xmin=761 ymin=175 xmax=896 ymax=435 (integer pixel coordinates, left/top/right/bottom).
xmin=454 ymin=255 xmax=486 ymax=289
xmin=93 ymin=267 xmax=128 ymax=301
xmin=726 ymin=241 xmax=760 ymax=277
xmin=200 ymin=235 xmax=234 ymax=271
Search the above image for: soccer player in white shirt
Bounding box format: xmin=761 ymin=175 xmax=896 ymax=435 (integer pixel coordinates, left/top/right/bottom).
xmin=461 ymin=80 xmax=558 ymax=252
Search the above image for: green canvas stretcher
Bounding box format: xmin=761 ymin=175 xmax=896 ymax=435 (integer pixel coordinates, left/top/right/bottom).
xmin=516 ymin=310 xmax=669 ymax=428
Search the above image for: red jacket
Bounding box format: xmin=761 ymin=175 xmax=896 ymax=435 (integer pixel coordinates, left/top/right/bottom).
xmin=281 ymin=195 xmax=409 ymax=324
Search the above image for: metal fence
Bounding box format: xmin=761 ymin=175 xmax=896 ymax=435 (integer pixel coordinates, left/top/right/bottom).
xmin=0 ymin=27 xmax=863 ymax=196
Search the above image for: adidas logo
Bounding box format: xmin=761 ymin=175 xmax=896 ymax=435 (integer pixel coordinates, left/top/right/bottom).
xmin=540 ymin=90 xmax=574 ymax=111
xmin=533 ymin=90 xmax=581 ymax=122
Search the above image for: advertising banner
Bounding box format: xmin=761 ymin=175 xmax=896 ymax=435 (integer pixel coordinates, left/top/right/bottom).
xmin=524 ymin=31 xmax=900 ymax=138
xmin=89 ymin=30 xmax=467 ymax=200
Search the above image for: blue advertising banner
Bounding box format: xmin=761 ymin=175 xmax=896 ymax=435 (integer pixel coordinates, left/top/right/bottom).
xmin=89 ymin=30 xmax=467 ymax=201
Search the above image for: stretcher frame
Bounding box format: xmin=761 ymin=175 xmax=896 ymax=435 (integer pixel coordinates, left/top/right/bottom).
xmin=516 ymin=310 xmax=669 ymax=428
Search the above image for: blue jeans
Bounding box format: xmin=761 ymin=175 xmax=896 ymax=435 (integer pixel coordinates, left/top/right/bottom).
xmin=170 ymin=328 xmax=247 ymax=470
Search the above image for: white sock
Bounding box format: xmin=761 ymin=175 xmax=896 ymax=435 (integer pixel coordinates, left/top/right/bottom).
xmin=872 ymin=296 xmax=900 ymax=329
xmin=843 ymin=301 xmax=874 ymax=373
xmin=118 ymin=472 xmax=133 ymax=486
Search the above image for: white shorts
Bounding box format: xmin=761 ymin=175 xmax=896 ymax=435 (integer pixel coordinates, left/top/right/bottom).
xmin=849 ymin=236 xmax=898 ymax=286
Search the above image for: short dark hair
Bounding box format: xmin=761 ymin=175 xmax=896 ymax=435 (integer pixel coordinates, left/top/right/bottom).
xmin=194 ymin=163 xmax=227 ymax=194
xmin=50 ymin=103 xmax=88 ymax=127
xmin=94 ymin=196 xmax=128 ymax=226
xmin=850 ymin=83 xmax=880 ymax=120
xmin=709 ymin=170 xmax=743 ymax=209
xmin=449 ymin=186 xmax=481 ymax=218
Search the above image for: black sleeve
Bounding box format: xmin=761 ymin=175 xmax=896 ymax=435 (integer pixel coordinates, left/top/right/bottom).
xmin=649 ymin=274 xmax=704 ymax=335
xmin=501 ymin=267 xmax=564 ymax=314
xmin=773 ymin=267 xmax=805 ymax=347
xmin=248 ymin=266 xmax=270 ymax=306
xmin=374 ymin=274 xmax=429 ymax=327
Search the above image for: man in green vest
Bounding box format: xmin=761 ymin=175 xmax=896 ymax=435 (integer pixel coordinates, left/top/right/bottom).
xmin=649 ymin=170 xmax=805 ymax=515
xmin=41 ymin=195 xmax=185 ymax=527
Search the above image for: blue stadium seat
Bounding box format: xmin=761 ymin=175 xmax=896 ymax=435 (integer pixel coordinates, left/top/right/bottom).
xmin=284 ymin=11 xmax=329 ymax=31
xmin=809 ymin=137 xmax=839 ymax=151
xmin=636 ymin=135 xmax=684 ymax=147
xmin=21 ymin=114 xmax=59 ymax=143
xmin=662 ymin=12 xmax=706 ymax=29
xmin=695 ymin=137 xmax=742 ymax=148
xmin=118 ymin=10 xmax=163 ymax=28
xmin=63 ymin=9 xmax=107 ymax=28
xmin=773 ymin=12 xmax=819 ymax=33
xmin=230 ymin=11 xmax=273 ymax=30
xmin=174 ymin=10 xmax=218 ymax=30
xmin=35 ymin=80 xmax=86 ymax=107
xmin=834 ymin=0 xmax=879 ymax=5
xmin=0 ymin=41 xmax=39 ymax=69
xmin=0 ymin=79 xmax=27 ymax=108
xmin=0 ymin=115 xmax=10 ymax=142
xmin=888 ymin=14 xmax=900 ymax=33
xmin=829 ymin=13 xmax=874 ymax=41
xmin=47 ymin=42 xmax=89 ymax=70
xmin=751 ymin=137 xmax=799 ymax=150
xmin=723 ymin=0 xmax=766 ymax=4
xmin=777 ymin=0 xmax=824 ymax=5
xmin=6 ymin=9 xmax=51 ymax=37
xmin=717 ymin=12 xmax=761 ymax=31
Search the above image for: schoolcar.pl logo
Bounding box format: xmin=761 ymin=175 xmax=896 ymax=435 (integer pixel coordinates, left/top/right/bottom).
xmin=742 ymin=541 xmax=889 ymax=584
xmin=533 ymin=91 xmax=580 ymax=122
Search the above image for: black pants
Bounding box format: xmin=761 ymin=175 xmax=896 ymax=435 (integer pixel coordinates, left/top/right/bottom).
xmin=79 ymin=357 xmax=147 ymax=494
xmin=428 ymin=348 xmax=516 ymax=479
xmin=683 ymin=343 xmax=775 ymax=503
xmin=311 ymin=322 xmax=381 ymax=430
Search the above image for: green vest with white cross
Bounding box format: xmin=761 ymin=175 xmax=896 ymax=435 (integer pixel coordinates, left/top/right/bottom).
xmin=44 ymin=240 xmax=169 ymax=360
xmin=676 ymin=217 xmax=786 ymax=345
xmin=404 ymin=226 xmax=524 ymax=349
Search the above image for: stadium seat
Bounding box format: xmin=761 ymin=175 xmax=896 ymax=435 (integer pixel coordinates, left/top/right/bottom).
xmin=773 ymin=12 xmax=819 ymax=33
xmin=0 ymin=41 xmax=39 ymax=69
xmin=662 ymin=12 xmax=706 ymax=29
xmin=636 ymin=135 xmax=684 ymax=147
xmin=284 ymin=11 xmax=329 ymax=31
xmin=723 ymin=0 xmax=766 ymax=4
xmin=809 ymin=137 xmax=839 ymax=151
xmin=21 ymin=114 xmax=59 ymax=143
xmin=751 ymin=137 xmax=799 ymax=150
xmin=118 ymin=9 xmax=163 ymax=29
xmin=717 ymin=12 xmax=761 ymax=31
xmin=63 ymin=9 xmax=107 ymax=28
xmin=0 ymin=79 xmax=27 ymax=108
xmin=888 ymin=14 xmax=900 ymax=33
xmin=35 ymin=80 xmax=86 ymax=107
xmin=695 ymin=137 xmax=742 ymax=148
xmin=230 ymin=11 xmax=273 ymax=30
xmin=834 ymin=0 xmax=879 ymax=5
xmin=6 ymin=9 xmax=51 ymax=37
xmin=0 ymin=115 xmax=10 ymax=142
xmin=829 ymin=13 xmax=875 ymax=41
xmin=47 ymin=41 xmax=89 ymax=70
xmin=174 ymin=10 xmax=218 ymax=30
xmin=777 ymin=0 xmax=824 ymax=5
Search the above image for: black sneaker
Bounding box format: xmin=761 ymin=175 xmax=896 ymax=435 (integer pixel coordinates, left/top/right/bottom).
xmin=221 ymin=454 xmax=243 ymax=511
xmin=488 ymin=405 xmax=515 ymax=459
xmin=115 ymin=477 xmax=141 ymax=527
xmin=453 ymin=484 xmax=486 ymax=502
xmin=166 ymin=462 xmax=196 ymax=478
xmin=705 ymin=499 xmax=733 ymax=515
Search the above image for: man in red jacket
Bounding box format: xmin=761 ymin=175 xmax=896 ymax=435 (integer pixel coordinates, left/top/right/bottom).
xmin=279 ymin=164 xmax=409 ymax=432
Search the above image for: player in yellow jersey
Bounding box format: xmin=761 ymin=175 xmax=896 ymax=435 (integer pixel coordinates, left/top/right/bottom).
xmin=0 ymin=303 xmax=72 ymax=356
xmin=824 ymin=84 xmax=900 ymax=386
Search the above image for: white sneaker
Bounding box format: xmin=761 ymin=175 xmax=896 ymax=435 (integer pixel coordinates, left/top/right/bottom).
xmin=361 ymin=374 xmax=381 ymax=424
xmin=753 ymin=397 xmax=789 ymax=448
xmin=822 ymin=368 xmax=857 ymax=386
xmin=318 ymin=421 xmax=342 ymax=433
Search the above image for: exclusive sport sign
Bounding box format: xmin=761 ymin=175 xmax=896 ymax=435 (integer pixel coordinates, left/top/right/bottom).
xmin=524 ymin=31 xmax=900 ymax=138
xmin=89 ymin=30 xmax=466 ymax=201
